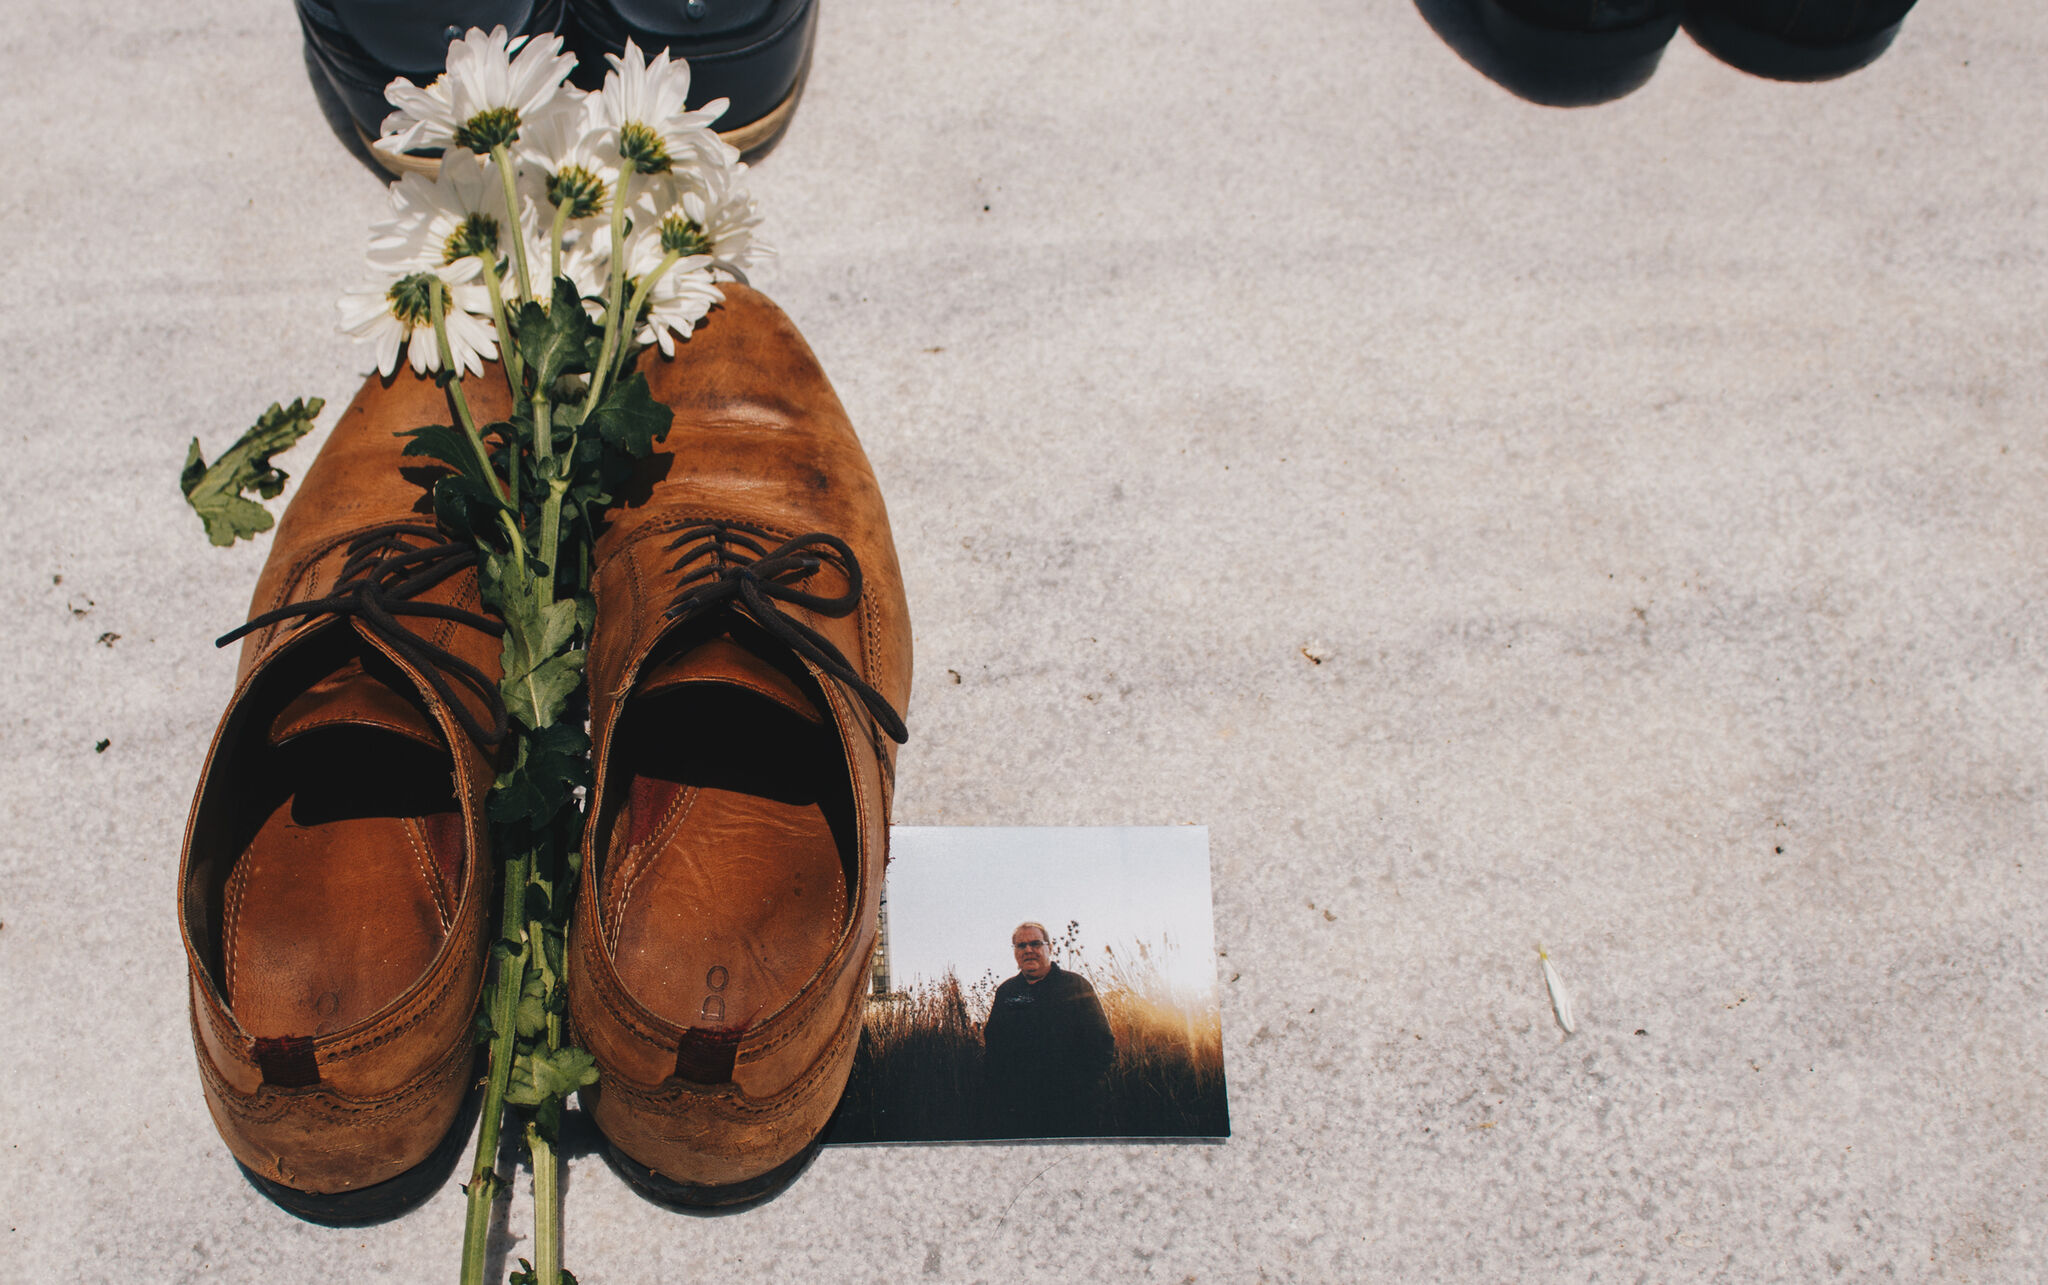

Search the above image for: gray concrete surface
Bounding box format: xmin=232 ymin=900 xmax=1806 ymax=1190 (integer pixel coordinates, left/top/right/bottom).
xmin=4 ymin=1 xmax=2045 ymax=1280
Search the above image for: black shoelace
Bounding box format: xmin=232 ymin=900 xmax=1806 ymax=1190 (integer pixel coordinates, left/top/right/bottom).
xmin=661 ymin=520 xmax=908 ymax=744
xmin=216 ymin=523 xmax=510 ymax=748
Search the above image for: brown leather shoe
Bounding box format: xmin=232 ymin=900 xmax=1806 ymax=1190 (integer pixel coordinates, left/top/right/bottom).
xmin=568 ymin=284 xmax=911 ymax=1206
xmin=179 ymin=367 xmax=511 ymax=1223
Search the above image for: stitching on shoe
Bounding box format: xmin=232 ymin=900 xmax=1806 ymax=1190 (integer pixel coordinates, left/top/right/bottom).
xmin=195 ymin=1017 xmax=476 ymax=1126
xmin=197 ymin=978 xmax=246 ymax=1065
xmin=252 ymin=551 xmax=335 ymax=661
xmin=861 ymin=592 xmax=879 ymax=705
xmin=222 ymin=849 xmax=252 ymax=1004
xmin=602 ymin=990 xmax=861 ymax=1115
xmin=612 ymin=785 xmax=699 ymax=936
xmin=403 ymin=817 xmax=452 ymax=928
xmin=722 ymin=679 xmax=869 ymax=1062
xmin=316 ymin=921 xmax=482 ymax=1063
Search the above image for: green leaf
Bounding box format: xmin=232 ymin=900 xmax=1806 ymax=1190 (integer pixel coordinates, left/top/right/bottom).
xmin=563 ymin=437 xmax=609 ymax=518
xmin=399 ymin=424 xmax=493 ymax=489
xmin=489 ymin=720 xmax=591 ymax=828
xmin=505 ymin=1044 xmax=600 ymax=1108
xmin=432 ymin=473 xmax=509 ymax=546
xmin=510 ymin=653 xmax=584 ymax=731
xmin=495 ymin=564 xmax=587 ymax=730
xmin=584 ymin=372 xmax=671 ymax=459
xmin=515 ymin=279 xmax=596 ymax=392
xmin=538 ymin=920 xmax=569 ymax=980
xmin=180 ymin=398 xmax=324 ymax=546
xmin=515 ymin=972 xmax=550 ymax=1040
xmin=505 ymin=405 xmax=537 ymax=455
xmin=477 ymin=550 xmax=513 ymax=611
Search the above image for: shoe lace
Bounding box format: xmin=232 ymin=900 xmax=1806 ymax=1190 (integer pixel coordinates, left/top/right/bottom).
xmin=215 ymin=523 xmax=510 ymax=748
xmin=660 ymin=520 xmax=908 ymax=744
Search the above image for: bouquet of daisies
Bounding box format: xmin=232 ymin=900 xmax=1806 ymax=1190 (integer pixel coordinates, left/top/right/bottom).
xmin=180 ymin=28 xmax=773 ymax=1285
xmin=342 ymin=26 xmax=767 ymax=382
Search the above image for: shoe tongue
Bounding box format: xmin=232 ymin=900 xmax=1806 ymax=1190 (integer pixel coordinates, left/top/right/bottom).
xmin=270 ymin=657 xmax=445 ymax=748
xmin=636 ymin=635 xmax=825 ymax=725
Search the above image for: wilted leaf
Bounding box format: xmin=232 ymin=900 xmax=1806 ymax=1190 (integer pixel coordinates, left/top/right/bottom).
xmin=180 ymin=398 xmax=323 ymax=546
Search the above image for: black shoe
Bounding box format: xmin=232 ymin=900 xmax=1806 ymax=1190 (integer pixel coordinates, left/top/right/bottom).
xmin=299 ymin=0 xmax=569 ymax=176
xmin=1477 ymin=0 xmax=1682 ymax=73
xmin=564 ymin=0 xmax=819 ymax=161
xmin=1684 ymin=0 xmax=1918 ymax=80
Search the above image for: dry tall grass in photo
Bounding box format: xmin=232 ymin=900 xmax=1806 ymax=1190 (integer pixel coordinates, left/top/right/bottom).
xmin=828 ymin=926 xmax=1229 ymax=1143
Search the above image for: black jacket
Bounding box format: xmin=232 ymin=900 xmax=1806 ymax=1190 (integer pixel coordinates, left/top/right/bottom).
xmin=982 ymin=964 xmax=1115 ymax=1134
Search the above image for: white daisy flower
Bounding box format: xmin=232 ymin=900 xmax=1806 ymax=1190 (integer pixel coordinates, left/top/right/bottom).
xmin=633 ymin=262 xmax=723 ymax=356
xmin=518 ymin=90 xmax=618 ymax=221
xmin=626 ymin=161 xmax=771 ymax=273
xmin=376 ymin=26 xmax=579 ymax=161
xmin=338 ymin=258 xmax=498 ymax=378
xmin=594 ymin=40 xmax=734 ymax=176
xmin=617 ymin=217 xmax=721 ymax=355
xmin=366 ymin=150 xmax=526 ymax=277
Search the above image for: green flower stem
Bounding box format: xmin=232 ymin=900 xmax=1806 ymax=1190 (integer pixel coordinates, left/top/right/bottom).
xmin=460 ymin=847 xmax=531 ymax=1285
xmin=549 ymin=200 xmax=572 ymax=288
xmin=616 ymin=249 xmax=682 ymax=380
xmin=531 ymin=389 xmax=560 ymax=607
xmin=538 ymin=477 xmax=568 ymax=606
xmin=429 ymin=282 xmax=526 ymax=555
xmin=579 ymin=174 xmax=635 ymax=420
xmin=474 ymin=258 xmax=524 ymax=515
xmin=476 ymin=253 xmax=526 ymax=396
xmin=506 ymin=423 xmax=521 ymax=517
xmin=491 ymin=143 xmax=536 ymax=304
xmin=527 ymin=1119 xmax=563 ymax=1285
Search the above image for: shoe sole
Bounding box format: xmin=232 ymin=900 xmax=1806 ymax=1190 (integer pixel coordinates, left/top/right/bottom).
xmin=601 ymin=1129 xmax=825 ymax=1212
xmin=235 ymin=1067 xmax=483 ymax=1226
xmin=1683 ymin=8 xmax=1905 ymax=80
xmin=1477 ymin=1 xmax=1681 ymax=72
xmin=358 ymin=38 xmax=813 ymax=180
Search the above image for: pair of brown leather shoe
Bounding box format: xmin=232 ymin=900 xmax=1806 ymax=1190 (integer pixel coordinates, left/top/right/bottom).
xmin=178 ymin=286 xmax=910 ymax=1221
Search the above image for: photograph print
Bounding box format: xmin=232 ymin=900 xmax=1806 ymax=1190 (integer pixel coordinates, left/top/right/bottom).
xmin=826 ymin=826 xmax=1230 ymax=1144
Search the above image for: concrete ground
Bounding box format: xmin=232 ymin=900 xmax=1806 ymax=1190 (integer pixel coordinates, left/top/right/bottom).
xmin=4 ymin=1 xmax=2044 ymax=1280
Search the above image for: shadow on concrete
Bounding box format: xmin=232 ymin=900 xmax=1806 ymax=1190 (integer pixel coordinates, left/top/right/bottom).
xmin=1413 ymin=0 xmax=1667 ymax=107
xmin=1682 ymin=10 xmax=1905 ymax=82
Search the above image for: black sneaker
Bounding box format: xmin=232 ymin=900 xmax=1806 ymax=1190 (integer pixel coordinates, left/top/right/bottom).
xmin=1685 ymin=0 xmax=1919 ymax=79
xmin=299 ymin=0 xmax=569 ymax=176
xmin=563 ymin=0 xmax=819 ymax=160
xmin=1476 ymin=0 xmax=1682 ymax=73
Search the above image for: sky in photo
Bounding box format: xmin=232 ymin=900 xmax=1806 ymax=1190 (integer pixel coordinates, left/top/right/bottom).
xmin=880 ymin=827 xmax=1218 ymax=998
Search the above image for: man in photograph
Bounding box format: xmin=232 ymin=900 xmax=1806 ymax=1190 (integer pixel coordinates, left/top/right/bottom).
xmin=982 ymin=921 xmax=1116 ymax=1137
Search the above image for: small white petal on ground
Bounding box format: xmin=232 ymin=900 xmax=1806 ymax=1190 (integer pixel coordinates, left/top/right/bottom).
xmin=1538 ymin=946 xmax=1576 ymax=1036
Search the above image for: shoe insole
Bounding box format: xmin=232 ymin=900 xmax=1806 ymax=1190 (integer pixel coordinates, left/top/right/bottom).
xmin=223 ymin=729 xmax=461 ymax=1039
xmin=604 ymin=685 xmax=852 ymax=1035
